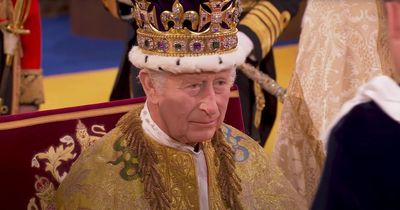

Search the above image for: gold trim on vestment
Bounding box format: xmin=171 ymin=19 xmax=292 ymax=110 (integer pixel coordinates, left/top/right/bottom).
xmin=115 ymin=107 xmax=172 ymax=209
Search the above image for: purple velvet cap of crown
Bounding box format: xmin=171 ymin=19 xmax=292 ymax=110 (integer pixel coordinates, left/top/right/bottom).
xmin=134 ymin=0 xmax=236 ymax=31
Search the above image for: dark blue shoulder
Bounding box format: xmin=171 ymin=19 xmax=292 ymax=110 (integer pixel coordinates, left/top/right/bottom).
xmin=329 ymin=101 xmax=400 ymax=155
xmin=269 ymin=0 xmax=302 ymax=16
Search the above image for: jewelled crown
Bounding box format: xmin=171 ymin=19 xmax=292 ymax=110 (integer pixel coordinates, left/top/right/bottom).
xmin=132 ymin=0 xmax=242 ymax=56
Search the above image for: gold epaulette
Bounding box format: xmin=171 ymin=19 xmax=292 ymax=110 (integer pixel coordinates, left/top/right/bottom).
xmin=239 ymin=1 xmax=291 ymax=58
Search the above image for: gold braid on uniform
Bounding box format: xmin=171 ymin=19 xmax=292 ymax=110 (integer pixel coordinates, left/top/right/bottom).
xmin=212 ymin=129 xmax=244 ymax=210
xmin=116 ymin=107 xmax=172 ymax=210
xmin=239 ymin=1 xmax=291 ymax=58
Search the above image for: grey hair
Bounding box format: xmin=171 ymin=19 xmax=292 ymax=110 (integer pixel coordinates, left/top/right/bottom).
xmin=136 ymin=69 xmax=167 ymax=94
xmin=228 ymin=68 xmax=237 ymax=86
xmin=148 ymin=70 xmax=167 ymax=93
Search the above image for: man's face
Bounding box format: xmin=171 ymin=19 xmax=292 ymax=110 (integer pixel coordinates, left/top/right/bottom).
xmin=147 ymin=69 xmax=233 ymax=145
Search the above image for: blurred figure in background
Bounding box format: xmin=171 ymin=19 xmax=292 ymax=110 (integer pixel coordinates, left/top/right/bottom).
xmin=312 ymin=0 xmax=400 ymax=209
xmin=39 ymin=0 xmax=68 ymax=17
xmin=273 ymin=0 xmax=400 ymax=206
xmin=0 ymin=0 xmax=44 ymax=115
xmin=102 ymin=0 xmax=301 ymax=146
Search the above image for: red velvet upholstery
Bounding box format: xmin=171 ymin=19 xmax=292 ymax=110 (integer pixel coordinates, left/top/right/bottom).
xmin=0 ymin=88 xmax=243 ymax=210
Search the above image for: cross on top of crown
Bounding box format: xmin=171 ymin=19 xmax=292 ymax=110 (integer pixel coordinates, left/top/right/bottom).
xmin=133 ymin=0 xmax=158 ymax=30
xmin=199 ymin=0 xmax=240 ymax=33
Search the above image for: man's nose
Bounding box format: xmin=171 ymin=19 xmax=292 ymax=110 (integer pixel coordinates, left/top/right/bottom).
xmin=199 ymin=85 xmax=218 ymax=116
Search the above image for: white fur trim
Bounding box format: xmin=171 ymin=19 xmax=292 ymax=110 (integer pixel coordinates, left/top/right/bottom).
xmin=237 ymin=31 xmax=253 ymax=57
xmin=128 ymin=34 xmax=250 ymax=73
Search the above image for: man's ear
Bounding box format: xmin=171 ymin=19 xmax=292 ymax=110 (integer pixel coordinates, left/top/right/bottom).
xmin=138 ymin=69 xmax=159 ymax=104
xmin=386 ymin=2 xmax=400 ymax=40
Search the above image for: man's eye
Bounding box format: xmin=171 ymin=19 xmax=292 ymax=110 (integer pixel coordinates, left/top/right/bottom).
xmin=183 ymin=83 xmax=202 ymax=95
xmin=213 ymin=79 xmax=230 ymax=93
xmin=214 ymin=80 xmax=230 ymax=88
xmin=187 ymin=83 xmax=202 ymax=89
xmin=214 ymin=80 xmax=227 ymax=86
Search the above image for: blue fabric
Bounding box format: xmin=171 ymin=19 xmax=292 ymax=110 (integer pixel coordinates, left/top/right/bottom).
xmin=42 ymin=16 xmax=124 ymax=76
xmin=312 ymin=101 xmax=400 ymax=210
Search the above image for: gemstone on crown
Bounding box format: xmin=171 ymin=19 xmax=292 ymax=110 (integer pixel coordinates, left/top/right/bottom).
xmin=173 ymin=40 xmax=186 ymax=52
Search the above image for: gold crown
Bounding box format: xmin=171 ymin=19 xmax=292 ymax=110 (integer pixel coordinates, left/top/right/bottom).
xmin=133 ymin=0 xmax=242 ymax=56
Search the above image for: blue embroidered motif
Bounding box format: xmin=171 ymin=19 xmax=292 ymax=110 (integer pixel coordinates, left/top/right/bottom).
xmin=222 ymin=125 xmax=249 ymax=162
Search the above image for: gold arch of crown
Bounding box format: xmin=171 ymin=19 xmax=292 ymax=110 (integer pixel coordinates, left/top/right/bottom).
xmin=133 ymin=0 xmax=242 ymax=56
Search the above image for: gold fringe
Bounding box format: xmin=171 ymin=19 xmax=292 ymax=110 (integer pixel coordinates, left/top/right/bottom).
xmin=212 ymin=129 xmax=243 ymax=210
xmin=288 ymin=74 xmax=325 ymax=169
xmin=116 ymin=106 xmax=172 ymax=210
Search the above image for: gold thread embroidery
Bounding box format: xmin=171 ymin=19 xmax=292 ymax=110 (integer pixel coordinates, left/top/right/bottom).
xmin=115 ymin=107 xmax=172 ymax=209
xmin=212 ymin=129 xmax=243 ymax=210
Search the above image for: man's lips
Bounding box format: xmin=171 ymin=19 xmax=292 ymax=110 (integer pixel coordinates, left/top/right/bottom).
xmin=189 ymin=119 xmax=218 ymax=126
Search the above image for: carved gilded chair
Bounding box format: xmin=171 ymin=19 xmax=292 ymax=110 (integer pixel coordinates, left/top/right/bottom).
xmin=0 ymin=88 xmax=243 ymax=209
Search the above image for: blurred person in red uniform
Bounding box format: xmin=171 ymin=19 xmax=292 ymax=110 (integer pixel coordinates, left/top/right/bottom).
xmin=0 ymin=0 xmax=44 ymax=115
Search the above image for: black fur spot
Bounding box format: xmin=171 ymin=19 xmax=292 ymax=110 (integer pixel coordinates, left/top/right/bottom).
xmin=158 ymin=67 xmax=164 ymax=71
xmin=176 ymin=59 xmax=180 ymax=66
xmin=145 ymin=56 xmax=148 ymax=63
xmin=218 ymin=57 xmax=223 ymax=64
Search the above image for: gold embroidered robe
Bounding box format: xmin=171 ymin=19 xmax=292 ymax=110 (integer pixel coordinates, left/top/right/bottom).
xmin=56 ymin=107 xmax=306 ymax=210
